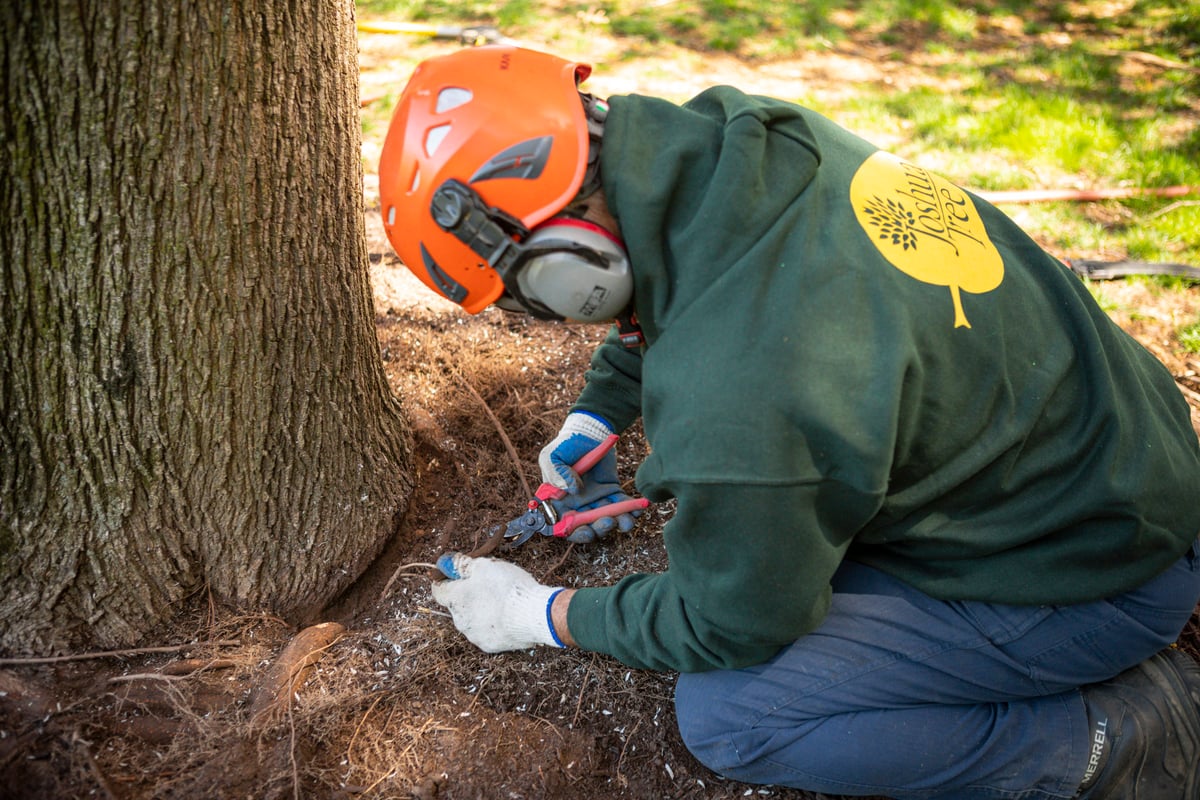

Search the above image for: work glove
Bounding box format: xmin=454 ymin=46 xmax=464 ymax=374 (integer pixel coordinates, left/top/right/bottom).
xmin=431 ymin=554 xmax=567 ymax=653
xmin=538 ymin=411 xmax=615 ymax=493
xmin=548 ymin=462 xmax=642 ymax=543
xmin=539 ymin=411 xmax=642 ymax=542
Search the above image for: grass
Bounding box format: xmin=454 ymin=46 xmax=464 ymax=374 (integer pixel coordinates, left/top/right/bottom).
xmin=356 ymin=0 xmax=539 ymax=27
xmin=356 ymin=0 xmax=1200 ymax=335
xmin=1181 ymin=320 xmax=1200 ymax=354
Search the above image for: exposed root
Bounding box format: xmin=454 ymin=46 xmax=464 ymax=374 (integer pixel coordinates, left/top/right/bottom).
xmin=249 ymin=622 xmax=346 ymax=727
xmin=0 ymin=640 xmax=240 ymax=667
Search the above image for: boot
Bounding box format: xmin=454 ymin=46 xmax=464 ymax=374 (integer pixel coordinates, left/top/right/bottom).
xmin=1076 ymin=647 xmax=1200 ymax=799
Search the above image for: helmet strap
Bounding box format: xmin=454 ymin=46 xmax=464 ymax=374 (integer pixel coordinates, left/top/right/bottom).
xmin=431 ymin=179 xmax=590 ymax=322
xmin=576 ymin=92 xmax=608 ymax=202
xmin=430 ymin=178 xmax=529 ymax=278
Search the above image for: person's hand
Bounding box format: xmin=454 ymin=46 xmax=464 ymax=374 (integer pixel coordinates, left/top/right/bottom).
xmin=538 ymin=412 xmax=644 ymax=542
xmin=548 ymin=458 xmax=643 ymax=543
xmin=431 ymin=555 xmax=566 ymax=652
xmin=538 ymin=411 xmax=614 ymax=493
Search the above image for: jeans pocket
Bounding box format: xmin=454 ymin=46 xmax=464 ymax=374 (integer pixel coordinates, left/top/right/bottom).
xmin=1022 ymin=595 xmax=1192 ymax=694
xmin=953 ymin=600 xmax=1057 ymax=646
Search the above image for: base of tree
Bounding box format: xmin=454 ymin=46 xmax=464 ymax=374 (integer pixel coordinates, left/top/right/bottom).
xmin=2 ymin=287 xmax=1198 ymax=800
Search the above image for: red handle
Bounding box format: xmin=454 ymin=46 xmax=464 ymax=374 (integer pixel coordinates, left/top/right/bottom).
xmin=552 ymin=497 xmax=650 ymax=537
xmin=572 ymin=434 xmax=619 ymax=474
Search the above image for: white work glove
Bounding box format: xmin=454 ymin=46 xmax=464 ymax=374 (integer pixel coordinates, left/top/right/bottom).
xmin=538 ymin=411 xmax=614 ymax=494
xmin=431 ymin=554 xmax=566 ymax=653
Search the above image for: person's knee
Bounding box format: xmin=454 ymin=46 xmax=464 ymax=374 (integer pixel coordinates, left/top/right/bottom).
xmin=674 ymin=673 xmax=740 ymax=774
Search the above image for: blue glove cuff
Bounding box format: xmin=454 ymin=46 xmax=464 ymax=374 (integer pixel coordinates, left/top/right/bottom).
xmin=545 ymin=588 xmax=567 ymax=648
xmin=435 ymin=552 xmax=462 ymax=580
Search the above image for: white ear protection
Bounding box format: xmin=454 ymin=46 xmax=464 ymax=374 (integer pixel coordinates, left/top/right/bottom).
xmin=505 ymin=218 xmax=633 ymax=322
xmin=430 ymin=178 xmax=632 ymax=322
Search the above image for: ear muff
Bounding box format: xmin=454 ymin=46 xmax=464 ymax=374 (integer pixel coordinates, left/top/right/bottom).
xmin=429 ymin=178 xmax=631 ymax=322
xmin=513 ymin=218 xmax=632 ymax=322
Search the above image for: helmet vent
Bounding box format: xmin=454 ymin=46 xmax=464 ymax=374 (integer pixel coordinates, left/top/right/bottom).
xmin=424 ymin=124 xmax=451 ymax=157
xmin=471 ymin=136 xmax=552 ymax=182
xmin=435 ymin=87 xmax=472 ymax=113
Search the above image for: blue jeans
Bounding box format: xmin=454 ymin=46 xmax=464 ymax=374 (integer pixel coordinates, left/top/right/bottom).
xmin=676 ymin=539 xmax=1200 ymax=800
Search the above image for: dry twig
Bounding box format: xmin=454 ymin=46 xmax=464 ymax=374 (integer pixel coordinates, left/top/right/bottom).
xmin=571 ymin=653 xmax=598 ymax=728
xmin=107 ymin=673 xmax=189 ymax=684
xmin=0 ymin=640 xmax=240 ymax=667
xmin=540 ymin=542 xmax=577 ymax=582
xmin=453 ymin=367 xmax=533 ymax=499
xmin=160 ymin=657 xmax=237 ymax=676
xmin=106 ymin=658 xmax=236 ymax=683
xmin=346 ymin=694 xmax=388 ymax=770
xmin=1147 ymin=199 xmax=1200 ymax=219
xmin=379 ymin=561 xmax=440 ymax=602
xmin=1094 ymin=47 xmax=1200 ymax=73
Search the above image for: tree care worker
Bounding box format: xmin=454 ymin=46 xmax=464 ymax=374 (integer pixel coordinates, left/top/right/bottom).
xmin=378 ymin=46 xmax=1200 ymax=799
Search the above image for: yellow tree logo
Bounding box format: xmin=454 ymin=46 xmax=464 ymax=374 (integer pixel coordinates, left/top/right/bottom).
xmin=850 ymin=151 xmax=1004 ymax=328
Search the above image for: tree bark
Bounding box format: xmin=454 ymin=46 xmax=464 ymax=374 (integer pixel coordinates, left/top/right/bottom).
xmin=1 ymin=1 xmax=412 ymax=652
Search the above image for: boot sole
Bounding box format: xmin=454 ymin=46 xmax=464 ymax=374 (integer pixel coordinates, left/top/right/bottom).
xmin=1139 ymin=648 xmax=1200 ymax=798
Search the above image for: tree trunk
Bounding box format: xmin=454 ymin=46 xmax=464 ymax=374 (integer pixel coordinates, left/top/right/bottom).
xmin=0 ymin=0 xmax=413 ymax=653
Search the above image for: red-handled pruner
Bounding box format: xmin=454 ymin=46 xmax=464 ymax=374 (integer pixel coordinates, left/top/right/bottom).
xmin=503 ymin=435 xmax=650 ymax=547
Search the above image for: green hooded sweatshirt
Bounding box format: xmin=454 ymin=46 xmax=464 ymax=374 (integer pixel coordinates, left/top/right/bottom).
xmin=564 ymin=87 xmax=1200 ymax=673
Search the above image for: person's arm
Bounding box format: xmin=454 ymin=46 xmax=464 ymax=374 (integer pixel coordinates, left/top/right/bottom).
xmin=432 ymin=477 xmax=878 ymax=670
xmin=565 ymin=477 xmax=878 ymax=672
xmin=534 ymin=325 xmax=648 ymax=536
xmin=571 ymin=326 xmax=645 ymax=433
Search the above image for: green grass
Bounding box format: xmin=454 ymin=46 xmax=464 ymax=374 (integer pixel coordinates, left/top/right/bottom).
xmin=360 ymin=90 xmax=397 ymax=140
xmin=356 ymin=0 xmax=501 ymax=21
xmin=1181 ymin=320 xmax=1200 ymax=354
xmin=1084 ymin=281 xmax=1120 ymax=314
xmin=356 ymin=0 xmax=1200 ymax=343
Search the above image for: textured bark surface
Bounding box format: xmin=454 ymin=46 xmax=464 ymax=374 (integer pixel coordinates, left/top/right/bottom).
xmin=0 ymin=0 xmax=412 ymax=653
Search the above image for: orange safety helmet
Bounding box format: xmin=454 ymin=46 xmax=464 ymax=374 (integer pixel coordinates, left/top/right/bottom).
xmin=378 ymin=46 xmax=594 ymax=314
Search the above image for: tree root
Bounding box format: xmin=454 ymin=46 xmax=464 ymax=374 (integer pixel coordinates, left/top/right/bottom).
xmin=249 ymin=622 xmax=346 ymax=727
xmin=0 ymin=640 xmax=240 ymax=667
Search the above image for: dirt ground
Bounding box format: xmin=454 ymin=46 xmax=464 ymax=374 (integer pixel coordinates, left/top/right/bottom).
xmin=3 ymin=13 xmax=1200 ymax=800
